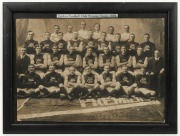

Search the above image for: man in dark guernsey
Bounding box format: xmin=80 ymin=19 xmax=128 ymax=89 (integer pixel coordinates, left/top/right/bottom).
xmin=43 ymin=65 xmax=72 ymax=100
xmin=146 ymin=50 xmax=165 ymax=97
xmin=24 ymin=31 xmax=38 ymax=58
xmin=63 ymin=46 xmax=82 ymax=76
xmin=31 ymin=46 xmax=48 ymax=79
xmin=126 ymin=33 xmax=139 ymax=56
xmin=128 ymin=67 xmax=156 ymax=98
xmin=99 ymin=65 xmax=121 ymax=97
xmin=80 ymin=66 xmax=100 ymax=99
xmin=16 ymin=47 xmax=30 ymax=88
xmin=111 ymin=33 xmax=124 ymax=56
xmin=64 ymin=66 xmax=85 ymax=99
xmin=140 ymin=33 xmax=156 ymax=58
xmin=55 ymin=32 xmax=68 ymax=54
xmin=83 ymin=30 xmax=98 ymax=55
xmin=116 ymin=65 xmax=136 ymax=97
xmin=40 ymin=32 xmax=54 ymax=55
xmin=47 ymin=45 xmax=64 ymax=74
xmin=83 ymin=47 xmax=98 ymax=75
xmin=97 ymin=32 xmax=111 ymax=54
xmin=116 ymin=45 xmax=132 ymax=75
xmin=17 ymin=64 xmax=45 ymax=98
xmin=132 ymin=46 xmax=148 ymax=76
xmin=67 ymin=31 xmax=83 ymax=54
xmin=99 ymin=46 xmax=115 ymax=73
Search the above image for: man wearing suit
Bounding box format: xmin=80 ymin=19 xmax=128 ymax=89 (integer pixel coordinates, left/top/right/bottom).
xmin=146 ymin=50 xmax=164 ymax=97
xmin=16 ymin=47 xmax=31 ymax=88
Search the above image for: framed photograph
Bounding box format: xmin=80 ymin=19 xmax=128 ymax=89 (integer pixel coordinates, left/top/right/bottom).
xmin=3 ymin=2 xmax=177 ymax=134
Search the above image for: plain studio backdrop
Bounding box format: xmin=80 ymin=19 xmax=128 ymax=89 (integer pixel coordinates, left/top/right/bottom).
xmin=16 ymin=18 xmax=165 ymax=54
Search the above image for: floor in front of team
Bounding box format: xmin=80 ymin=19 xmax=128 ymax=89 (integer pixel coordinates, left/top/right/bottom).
xmin=17 ymin=97 xmax=164 ymax=122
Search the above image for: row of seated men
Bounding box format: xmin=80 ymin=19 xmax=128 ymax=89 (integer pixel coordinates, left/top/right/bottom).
xmin=17 ymin=46 xmax=164 ymax=100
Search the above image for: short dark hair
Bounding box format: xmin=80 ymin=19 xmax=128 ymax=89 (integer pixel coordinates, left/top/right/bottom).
xmin=144 ymin=33 xmax=150 ymax=37
xmin=94 ymin=23 xmax=100 ymax=27
xmin=28 ymin=64 xmax=35 ymax=68
xmin=53 ymin=25 xmax=60 ymax=29
xmin=45 ymin=31 xmax=51 ymax=34
xmin=80 ymin=21 xmax=86 ymax=25
xmin=27 ymin=31 xmax=34 ymax=34
xmin=108 ymin=26 xmax=114 ymax=29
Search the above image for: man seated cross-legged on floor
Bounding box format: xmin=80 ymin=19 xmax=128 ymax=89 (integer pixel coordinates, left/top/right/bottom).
xmin=64 ymin=66 xmax=87 ymax=100
xmin=17 ymin=64 xmax=48 ymax=98
xmin=128 ymin=67 xmax=156 ymax=99
xmin=99 ymin=65 xmax=121 ymax=98
xmin=116 ymin=64 xmax=137 ymax=98
xmin=80 ymin=66 xmax=100 ymax=100
xmin=43 ymin=65 xmax=72 ymax=100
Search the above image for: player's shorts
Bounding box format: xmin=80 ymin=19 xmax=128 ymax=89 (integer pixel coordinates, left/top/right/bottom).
xmin=122 ymin=86 xmax=133 ymax=94
xmin=45 ymin=86 xmax=60 ymax=93
xmin=36 ymin=70 xmax=45 ymax=79
xmin=102 ymin=82 xmax=120 ymax=92
xmin=45 ymin=69 xmax=63 ymax=75
xmin=116 ymin=68 xmax=134 ymax=76
xmin=17 ymin=88 xmax=39 ymax=93
xmin=63 ymin=67 xmax=81 ymax=77
xmin=83 ymin=84 xmax=99 ymax=91
xmin=133 ymin=69 xmax=142 ymax=76
xmin=138 ymin=88 xmax=156 ymax=96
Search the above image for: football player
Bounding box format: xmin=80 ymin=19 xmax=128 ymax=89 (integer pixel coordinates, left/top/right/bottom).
xmin=99 ymin=65 xmax=121 ymax=97
xmin=17 ymin=64 xmax=46 ymax=98
xmin=116 ymin=45 xmax=132 ymax=75
xmin=63 ymin=46 xmax=82 ymax=76
xmin=47 ymin=45 xmax=64 ymax=74
xmin=50 ymin=25 xmax=60 ymax=43
xmin=132 ymin=46 xmax=148 ymax=76
xmin=78 ymin=21 xmax=89 ymax=40
xmin=132 ymin=67 xmax=156 ymax=98
xmin=67 ymin=31 xmax=83 ymax=54
xmin=24 ymin=31 xmax=38 ymax=58
xmin=83 ymin=47 xmax=98 ymax=74
xmin=64 ymin=66 xmax=85 ymax=99
xmin=80 ymin=66 xmax=100 ymax=99
xmin=55 ymin=32 xmax=68 ymax=54
xmin=31 ymin=46 xmax=48 ymax=79
xmin=40 ymin=32 xmax=54 ymax=55
xmin=43 ymin=65 xmax=72 ymax=100
xmin=99 ymin=46 xmax=115 ymax=73
xmin=111 ymin=33 xmax=124 ymax=55
xmin=83 ymin=30 xmax=98 ymax=54
xmin=121 ymin=25 xmax=131 ymax=42
xmin=97 ymin=32 xmax=111 ymax=54
xmin=92 ymin=23 xmax=101 ymax=40
xmin=116 ymin=64 xmax=136 ymax=97
xmin=106 ymin=26 xmax=116 ymax=42
xmin=63 ymin=25 xmax=74 ymax=42
xmin=140 ymin=33 xmax=156 ymax=58
xmin=126 ymin=33 xmax=139 ymax=56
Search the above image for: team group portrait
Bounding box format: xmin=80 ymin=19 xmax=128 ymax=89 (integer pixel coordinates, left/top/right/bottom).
xmin=16 ymin=18 xmax=165 ymax=122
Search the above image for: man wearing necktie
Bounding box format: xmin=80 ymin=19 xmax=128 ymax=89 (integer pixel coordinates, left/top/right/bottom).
xmin=146 ymin=50 xmax=165 ymax=97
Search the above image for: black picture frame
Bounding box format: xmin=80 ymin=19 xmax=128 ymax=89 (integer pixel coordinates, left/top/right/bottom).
xmin=3 ymin=2 xmax=177 ymax=134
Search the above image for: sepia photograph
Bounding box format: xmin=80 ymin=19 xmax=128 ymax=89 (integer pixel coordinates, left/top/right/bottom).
xmin=16 ymin=18 xmax=165 ymax=122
